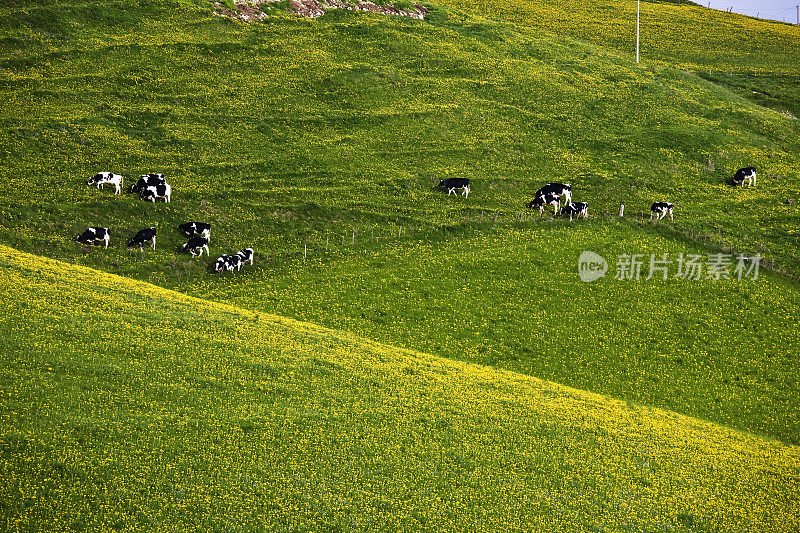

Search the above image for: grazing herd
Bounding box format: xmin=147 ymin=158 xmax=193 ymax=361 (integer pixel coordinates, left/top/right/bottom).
xmin=78 ymin=165 xmax=759 ymax=270
xmin=525 ymin=182 xmax=590 ymax=220
xmin=79 ymin=172 xmax=253 ymax=274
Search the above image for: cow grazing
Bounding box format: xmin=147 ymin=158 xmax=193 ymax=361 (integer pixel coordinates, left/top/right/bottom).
xmin=127 ymin=227 xmax=157 ymax=251
xmin=213 ymin=254 xmax=230 ymax=273
xmin=732 ymin=167 xmax=757 ymax=187
xmin=87 ymin=172 xmax=123 ymax=195
xmin=76 ymin=227 xmax=110 ymax=249
xmin=182 ymin=235 xmax=209 ymax=257
xmin=527 ymin=191 xmax=562 ymax=214
xmin=438 ymin=178 xmax=470 ymax=198
xmin=130 ymin=173 xmax=166 ymax=194
xmin=534 ymin=183 xmax=572 ymax=206
xmin=178 ymin=222 xmax=211 ymax=242
xmin=226 ymin=254 xmax=243 ymax=272
xmin=650 ymin=202 xmax=674 ymax=221
xmin=140 ymin=183 xmax=171 ymax=203
xmin=560 ymin=202 xmax=588 ymax=221
xmin=235 ymin=248 xmax=254 ymax=267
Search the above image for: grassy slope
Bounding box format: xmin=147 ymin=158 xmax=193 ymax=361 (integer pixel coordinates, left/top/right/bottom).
xmin=1 ymin=245 xmax=799 ymax=531
xmin=1 ymin=0 xmax=799 ymax=442
xmin=171 ymin=219 xmax=800 ymax=445
xmin=436 ymin=0 xmax=800 ymax=72
xmin=0 ymin=0 xmax=798 ymax=273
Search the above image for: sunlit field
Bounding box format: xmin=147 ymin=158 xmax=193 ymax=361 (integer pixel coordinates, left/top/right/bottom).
xmin=1 ymin=0 xmax=799 ymax=529
xmin=2 ymin=246 xmax=799 ymax=530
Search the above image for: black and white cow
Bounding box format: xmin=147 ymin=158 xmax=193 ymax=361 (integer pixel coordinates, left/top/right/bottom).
xmin=87 ymin=172 xmax=123 ymax=195
xmin=76 ymin=227 xmax=110 ymax=249
xmin=560 ymin=202 xmax=588 ymax=221
xmin=650 ymin=202 xmax=674 ymax=221
xmin=527 ymin=191 xmax=562 ymax=214
xmin=130 ymin=173 xmax=166 ymax=194
xmin=127 ymin=227 xmax=157 ymax=251
xmin=732 ymin=167 xmax=757 ymax=187
xmin=226 ymin=254 xmax=243 ymax=272
xmin=182 ymin=235 xmax=209 ymax=257
xmin=140 ymin=183 xmax=171 ymax=203
xmin=534 ymin=183 xmax=572 ymax=206
xmin=178 ymin=222 xmax=211 ymax=242
xmin=213 ymin=254 xmax=231 ymax=273
xmin=233 ymin=248 xmax=254 ymax=269
xmin=438 ymin=178 xmax=470 ymax=198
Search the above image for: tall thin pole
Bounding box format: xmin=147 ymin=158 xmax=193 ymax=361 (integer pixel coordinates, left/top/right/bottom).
xmin=636 ymin=0 xmax=640 ymax=64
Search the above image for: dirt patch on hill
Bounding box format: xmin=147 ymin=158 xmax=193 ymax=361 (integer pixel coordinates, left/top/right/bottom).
xmin=214 ymin=0 xmax=428 ymax=21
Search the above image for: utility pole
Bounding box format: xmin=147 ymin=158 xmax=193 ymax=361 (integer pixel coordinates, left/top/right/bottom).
xmin=636 ymin=0 xmax=640 ymax=64
xmin=797 ymin=5 xmax=799 ymax=25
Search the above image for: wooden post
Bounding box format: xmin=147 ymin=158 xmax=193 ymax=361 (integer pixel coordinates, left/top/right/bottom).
xmin=326 ymin=236 xmax=329 ymax=251
xmin=352 ymin=230 xmax=355 ymax=245
xmin=619 ymin=204 xmax=625 ymax=217
xmin=304 ymin=243 xmax=307 ymax=259
xmin=398 ymin=226 xmax=402 ymax=238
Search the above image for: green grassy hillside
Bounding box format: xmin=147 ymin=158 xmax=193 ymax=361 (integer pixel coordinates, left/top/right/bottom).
xmin=438 ymin=0 xmax=800 ymax=73
xmin=170 ymin=219 xmax=800 ymax=445
xmin=0 ymin=0 xmax=798 ymax=276
xmin=2 ymin=245 xmax=799 ymax=531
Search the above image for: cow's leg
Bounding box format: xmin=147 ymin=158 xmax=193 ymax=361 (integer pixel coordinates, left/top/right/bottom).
xmin=669 ymin=209 xmax=673 ymax=221
xmin=151 ymin=236 xmax=156 ymax=250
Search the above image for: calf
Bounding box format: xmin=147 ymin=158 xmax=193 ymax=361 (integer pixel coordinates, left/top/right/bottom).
xmin=650 ymin=202 xmax=674 ymax=221
xmin=438 ymin=178 xmax=470 ymax=198
xmin=130 ymin=173 xmax=166 ymax=194
xmin=182 ymin=235 xmax=209 ymax=257
xmin=76 ymin=227 xmax=110 ymax=249
xmin=534 ymin=183 xmax=572 ymax=206
xmin=560 ymin=201 xmax=588 ymax=221
xmin=140 ymin=183 xmax=171 ymax=203
xmin=127 ymin=227 xmax=157 ymax=251
xmin=527 ymin=191 xmax=562 ymax=214
xmin=732 ymin=167 xmax=756 ymax=187
xmin=178 ymin=222 xmax=211 ymax=242
xmin=213 ymin=254 xmax=231 ymax=273
xmin=87 ymin=172 xmax=123 ymax=195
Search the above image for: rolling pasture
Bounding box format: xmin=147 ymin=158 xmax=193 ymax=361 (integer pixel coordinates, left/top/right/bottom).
xmin=2 ymin=246 xmax=799 ymax=530
xmin=1 ymin=0 xmax=800 ymax=529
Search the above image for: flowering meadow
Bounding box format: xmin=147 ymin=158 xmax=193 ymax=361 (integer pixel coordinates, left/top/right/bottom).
xmin=177 ymin=218 xmax=800 ymax=446
xmin=1 ymin=245 xmax=799 ymax=530
xmin=1 ymin=0 xmax=800 ymax=528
